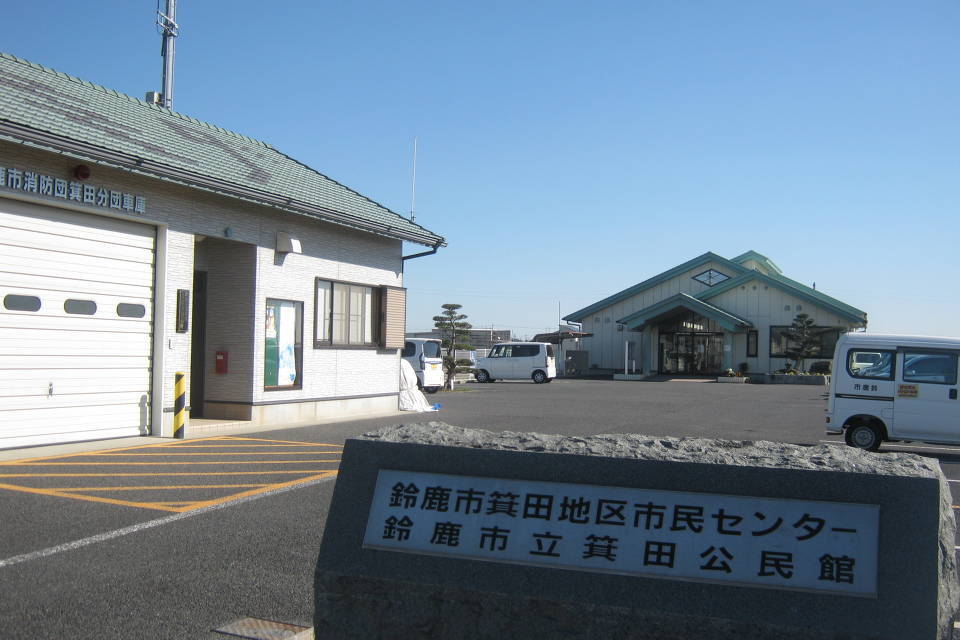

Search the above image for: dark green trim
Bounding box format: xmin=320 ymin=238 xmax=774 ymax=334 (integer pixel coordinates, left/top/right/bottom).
xmin=564 ymin=252 xmax=749 ymax=322
xmin=616 ymin=293 xmax=753 ymax=332
xmin=696 ymin=272 xmax=866 ymax=324
xmin=729 ymin=250 xmax=782 ymax=275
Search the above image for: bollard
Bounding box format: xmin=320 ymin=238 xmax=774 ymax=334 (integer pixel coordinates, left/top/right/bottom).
xmin=173 ymin=372 xmax=186 ymax=439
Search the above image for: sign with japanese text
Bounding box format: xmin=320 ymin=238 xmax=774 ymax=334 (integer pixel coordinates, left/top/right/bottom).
xmin=363 ymin=470 xmax=879 ymax=596
xmin=0 ymin=164 xmax=146 ymax=214
xmin=898 ymin=384 xmax=919 ymax=398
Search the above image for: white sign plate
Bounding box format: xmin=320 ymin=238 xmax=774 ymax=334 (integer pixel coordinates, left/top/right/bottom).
xmin=363 ymin=470 xmax=879 ymax=596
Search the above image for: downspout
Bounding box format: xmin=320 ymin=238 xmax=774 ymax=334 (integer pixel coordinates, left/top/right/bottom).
xmin=402 ymin=243 xmax=443 ymax=262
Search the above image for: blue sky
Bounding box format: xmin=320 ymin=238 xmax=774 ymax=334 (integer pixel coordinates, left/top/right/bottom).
xmin=3 ymin=1 xmax=958 ymax=337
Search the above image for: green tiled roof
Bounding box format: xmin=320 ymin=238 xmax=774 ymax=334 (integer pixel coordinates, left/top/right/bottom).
xmin=564 ymin=251 xmax=867 ymax=326
xmin=617 ymin=293 xmax=753 ymax=332
xmin=564 ymin=252 xmax=750 ymax=322
xmin=729 ymin=250 xmax=782 ymax=274
xmin=0 ymin=53 xmax=444 ymax=246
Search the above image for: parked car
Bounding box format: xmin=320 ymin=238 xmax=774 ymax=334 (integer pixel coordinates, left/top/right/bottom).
xmin=474 ymin=342 xmax=556 ymax=384
xmin=402 ymin=338 xmax=444 ymax=393
xmin=826 ymin=333 xmax=960 ymax=451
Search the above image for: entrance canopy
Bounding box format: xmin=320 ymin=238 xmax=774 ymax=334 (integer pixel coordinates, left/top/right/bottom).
xmin=617 ymin=293 xmax=753 ymax=332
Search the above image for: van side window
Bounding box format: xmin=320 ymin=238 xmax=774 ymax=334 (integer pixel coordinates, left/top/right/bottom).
xmin=402 ymin=342 xmax=416 ymax=358
xmin=423 ymin=341 xmax=442 ymax=358
xmin=512 ymin=345 xmax=538 ymax=357
xmin=902 ymin=351 xmax=958 ymax=385
xmin=490 ymin=346 xmax=504 ymax=358
xmin=847 ymin=350 xmax=895 ymax=380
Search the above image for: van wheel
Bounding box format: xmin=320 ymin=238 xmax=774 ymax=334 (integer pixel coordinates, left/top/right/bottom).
xmin=532 ymin=370 xmax=547 ymax=384
xmin=845 ymin=423 xmax=882 ymax=452
xmin=475 ymin=370 xmax=490 ymax=383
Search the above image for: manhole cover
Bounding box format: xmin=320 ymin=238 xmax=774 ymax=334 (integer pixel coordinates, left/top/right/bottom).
xmin=214 ymin=617 xmax=311 ymax=640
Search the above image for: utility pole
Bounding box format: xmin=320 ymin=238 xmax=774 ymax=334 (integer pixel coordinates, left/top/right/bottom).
xmin=158 ymin=0 xmax=178 ymax=110
xmin=410 ymin=136 xmax=417 ymax=223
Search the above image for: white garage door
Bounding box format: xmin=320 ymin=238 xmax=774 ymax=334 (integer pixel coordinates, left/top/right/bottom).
xmin=0 ymin=199 xmax=155 ymax=449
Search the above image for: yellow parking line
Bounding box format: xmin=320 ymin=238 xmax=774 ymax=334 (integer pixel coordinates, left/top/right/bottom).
xmin=146 ymin=444 xmax=342 ymax=448
xmin=4 ymin=436 xmax=229 ymax=465
xmin=91 ymin=451 xmax=336 ymax=456
xmin=215 ymin=436 xmax=344 ymax=447
xmin=0 ymin=482 xmax=185 ymax=512
xmin=0 ymin=470 xmax=338 ymax=512
xmin=0 ymin=471 xmax=326 ymax=478
xmin=53 ymin=484 xmax=271 ymax=492
xmin=0 ymin=436 xmax=342 ymax=512
xmin=176 ymin=472 xmax=335 ymax=512
xmin=4 ymin=460 xmax=340 ymax=466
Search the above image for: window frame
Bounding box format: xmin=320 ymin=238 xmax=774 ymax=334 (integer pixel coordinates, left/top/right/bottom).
xmin=746 ymin=330 xmax=758 ymax=358
xmin=313 ymin=278 xmax=383 ymax=349
xmin=846 ymin=349 xmax=896 ymax=381
xmin=769 ymin=326 xmax=840 ymax=360
xmin=900 ymin=349 xmax=958 ymax=386
xmin=264 ymin=298 xmax=303 ymax=391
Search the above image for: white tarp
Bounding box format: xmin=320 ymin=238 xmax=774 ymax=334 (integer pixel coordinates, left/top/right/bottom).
xmin=399 ymin=358 xmax=438 ymax=412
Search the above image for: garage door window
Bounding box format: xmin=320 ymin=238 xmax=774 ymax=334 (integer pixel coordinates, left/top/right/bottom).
xmin=64 ymin=299 xmax=97 ymax=315
xmin=264 ymin=299 xmax=302 ymax=389
xmin=4 ymin=294 xmax=41 ymax=312
xmin=117 ymin=303 xmax=146 ymax=318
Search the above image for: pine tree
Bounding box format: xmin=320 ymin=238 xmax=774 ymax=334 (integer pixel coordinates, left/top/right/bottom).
xmin=432 ymin=303 xmax=473 ymax=390
xmin=784 ymin=312 xmax=819 ymax=372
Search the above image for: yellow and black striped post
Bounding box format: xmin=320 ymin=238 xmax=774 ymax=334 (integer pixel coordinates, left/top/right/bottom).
xmin=173 ymin=372 xmax=186 ymax=439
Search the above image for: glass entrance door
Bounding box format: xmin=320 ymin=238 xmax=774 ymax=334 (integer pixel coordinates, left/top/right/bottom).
xmin=659 ymin=333 xmax=724 ymax=375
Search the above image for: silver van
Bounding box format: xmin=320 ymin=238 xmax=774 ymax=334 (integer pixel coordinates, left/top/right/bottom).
xmin=474 ymin=342 xmax=556 ymax=384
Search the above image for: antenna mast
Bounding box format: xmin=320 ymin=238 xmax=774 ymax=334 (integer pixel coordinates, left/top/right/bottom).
xmin=410 ymin=136 xmax=418 ymax=222
xmin=157 ymin=0 xmax=179 ymax=109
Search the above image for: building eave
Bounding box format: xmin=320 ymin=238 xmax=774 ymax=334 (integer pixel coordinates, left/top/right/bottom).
xmin=616 ymin=293 xmax=753 ymax=332
xmin=564 ymin=252 xmax=749 ymax=322
xmin=0 ymin=122 xmax=447 ymax=248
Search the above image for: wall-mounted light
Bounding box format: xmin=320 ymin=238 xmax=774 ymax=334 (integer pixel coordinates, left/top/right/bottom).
xmin=276 ymin=232 xmax=302 ymax=254
xmin=73 ymin=164 xmax=91 ymax=180
xmin=224 ymin=227 xmax=233 ymax=238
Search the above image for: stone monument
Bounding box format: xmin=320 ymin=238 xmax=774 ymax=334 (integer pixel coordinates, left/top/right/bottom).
xmin=315 ymin=422 xmax=959 ymax=639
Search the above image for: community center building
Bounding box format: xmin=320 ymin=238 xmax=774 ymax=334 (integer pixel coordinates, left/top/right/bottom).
xmin=0 ymin=53 xmax=444 ymax=449
xmin=563 ymin=251 xmax=867 ymax=376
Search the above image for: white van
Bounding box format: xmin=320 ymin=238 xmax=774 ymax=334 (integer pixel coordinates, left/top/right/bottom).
xmin=474 ymin=342 xmax=556 ymax=384
xmin=826 ymin=333 xmax=960 ymax=451
xmin=402 ymin=338 xmax=444 ymax=394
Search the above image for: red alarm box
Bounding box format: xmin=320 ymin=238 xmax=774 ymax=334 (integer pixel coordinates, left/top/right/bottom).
xmin=215 ymin=351 xmax=228 ymax=374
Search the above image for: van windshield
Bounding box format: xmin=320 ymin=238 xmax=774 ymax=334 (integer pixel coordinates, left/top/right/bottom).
xmin=423 ymin=341 xmax=442 ymax=358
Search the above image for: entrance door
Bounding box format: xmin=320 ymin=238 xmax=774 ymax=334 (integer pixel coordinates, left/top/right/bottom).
xmin=190 ymin=271 xmax=207 ymax=417
xmin=694 ymin=334 xmax=724 ymax=373
xmin=658 ymin=333 xmax=724 ymax=374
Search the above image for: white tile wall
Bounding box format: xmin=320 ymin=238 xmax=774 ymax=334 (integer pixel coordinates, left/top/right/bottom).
xmin=0 ymin=141 xmax=409 ymax=433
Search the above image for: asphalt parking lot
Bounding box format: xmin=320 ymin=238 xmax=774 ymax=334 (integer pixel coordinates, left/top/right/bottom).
xmin=1 ymin=377 xmax=959 ymax=639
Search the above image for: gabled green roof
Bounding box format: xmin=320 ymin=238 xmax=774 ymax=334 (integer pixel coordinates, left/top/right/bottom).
xmin=729 ymin=250 xmax=782 ymax=275
xmin=564 ymin=252 xmax=749 ymax=322
xmin=0 ymin=53 xmax=444 ymax=247
xmin=617 ymin=293 xmax=753 ymax=332
xmin=696 ymin=271 xmax=867 ymax=324
xmin=564 ymin=250 xmax=867 ymax=326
